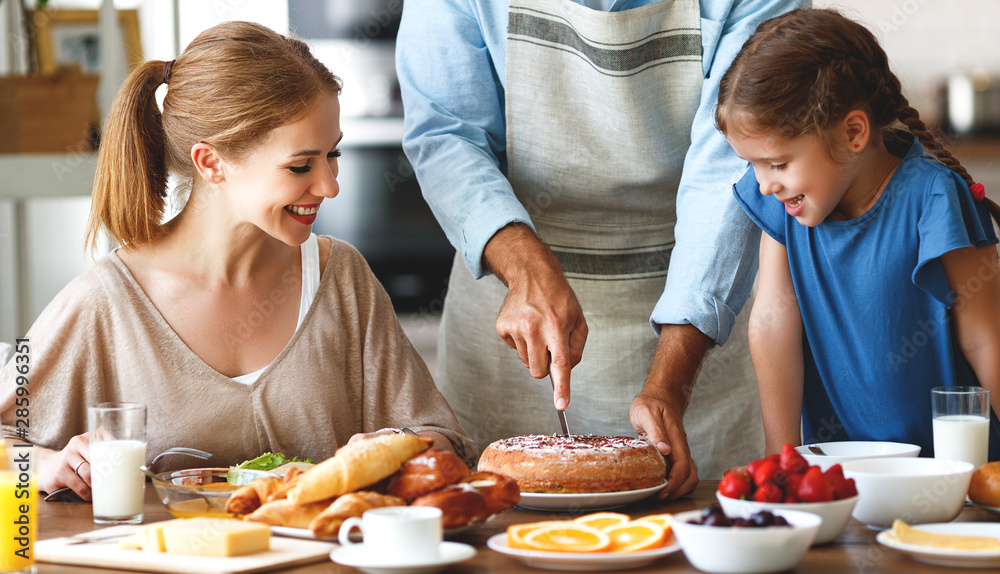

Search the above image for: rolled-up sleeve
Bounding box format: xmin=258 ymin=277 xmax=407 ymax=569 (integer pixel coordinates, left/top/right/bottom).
xmin=650 ymin=0 xmax=810 ymax=345
xmin=396 ymin=0 xmax=532 ymax=279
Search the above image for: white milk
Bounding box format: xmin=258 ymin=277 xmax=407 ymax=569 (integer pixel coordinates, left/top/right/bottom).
xmin=90 ymin=439 xmax=146 ymax=520
xmin=933 ymin=415 xmax=989 ymax=468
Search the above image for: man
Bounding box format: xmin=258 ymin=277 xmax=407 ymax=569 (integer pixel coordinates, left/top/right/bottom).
xmin=397 ymin=0 xmax=808 ymax=498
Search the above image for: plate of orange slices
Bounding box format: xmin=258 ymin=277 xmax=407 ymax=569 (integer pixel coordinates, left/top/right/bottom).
xmin=486 ymin=512 xmax=681 ymax=571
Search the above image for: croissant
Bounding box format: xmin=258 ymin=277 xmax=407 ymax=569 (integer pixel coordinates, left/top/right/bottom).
xmin=225 ymin=476 xmax=284 ymax=515
xmin=266 ymin=466 xmax=304 ymax=503
xmin=243 ymin=497 xmax=334 ymax=529
xmin=288 ymin=433 xmax=432 ymax=505
xmin=309 ymin=491 xmax=405 ymax=538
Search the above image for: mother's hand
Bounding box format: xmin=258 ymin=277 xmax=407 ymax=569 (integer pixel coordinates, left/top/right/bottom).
xmin=37 ymin=433 xmax=92 ymax=500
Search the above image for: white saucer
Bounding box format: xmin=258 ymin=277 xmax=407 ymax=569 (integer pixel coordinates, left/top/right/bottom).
xmin=330 ymin=541 xmax=476 ymax=574
xmin=877 ymin=523 xmax=1000 ymax=568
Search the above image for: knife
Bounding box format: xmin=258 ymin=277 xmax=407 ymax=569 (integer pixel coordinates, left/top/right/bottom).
xmin=549 ymin=375 xmax=571 ymax=435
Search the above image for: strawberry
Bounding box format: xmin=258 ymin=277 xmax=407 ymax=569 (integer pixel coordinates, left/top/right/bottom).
xmin=798 ymin=466 xmax=833 ymax=502
xmin=783 ymin=492 xmax=801 ymax=503
xmin=785 ymin=471 xmax=804 ymax=495
xmin=766 ymin=454 xmax=780 ymax=466
xmin=718 ymin=470 xmax=754 ymax=500
xmin=825 ymin=464 xmax=845 ymax=479
xmin=824 ymin=464 xmax=854 ymax=500
xmin=780 ymin=443 xmax=809 ymax=474
xmin=752 ymin=460 xmax=783 ymax=488
xmin=754 ymin=482 xmax=783 ymax=503
xmin=835 ymin=477 xmax=858 ymax=499
xmin=746 ymin=457 xmax=769 ymax=477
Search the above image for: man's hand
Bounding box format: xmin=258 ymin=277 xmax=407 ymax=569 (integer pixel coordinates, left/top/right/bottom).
xmin=631 ymin=323 xmax=712 ymax=499
xmin=484 ymin=224 xmax=588 ymax=410
xmin=630 ymin=393 xmax=698 ymax=499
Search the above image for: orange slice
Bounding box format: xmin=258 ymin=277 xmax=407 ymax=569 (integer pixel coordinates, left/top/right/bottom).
xmin=507 ymin=521 xmax=556 ymax=550
xmin=640 ymin=513 xmax=674 ymax=530
xmin=522 ymin=522 xmax=612 ymax=552
xmin=603 ymin=520 xmax=667 ymax=553
xmin=573 ymin=512 xmax=632 ymax=531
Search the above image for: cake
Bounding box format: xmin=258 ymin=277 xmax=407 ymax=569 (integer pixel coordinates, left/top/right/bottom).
xmin=477 ymin=434 xmax=667 ymax=493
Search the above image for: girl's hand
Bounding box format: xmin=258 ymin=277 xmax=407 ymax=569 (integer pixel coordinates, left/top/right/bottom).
xmin=37 ymin=433 xmax=92 ymax=501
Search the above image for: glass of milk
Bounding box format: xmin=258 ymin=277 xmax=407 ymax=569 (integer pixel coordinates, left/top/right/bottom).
xmin=932 ymin=387 xmax=990 ymax=469
xmin=87 ymin=403 xmax=147 ymax=525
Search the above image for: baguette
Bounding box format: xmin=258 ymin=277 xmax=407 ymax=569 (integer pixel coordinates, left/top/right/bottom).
xmin=288 ymin=433 xmax=432 ymax=505
xmin=243 ymin=497 xmax=334 ymax=529
xmin=309 ymin=491 xmax=405 ymax=538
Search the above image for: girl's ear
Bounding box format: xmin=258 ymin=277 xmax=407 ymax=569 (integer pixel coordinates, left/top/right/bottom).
xmin=191 ymin=142 xmax=224 ymax=184
xmin=843 ymin=110 xmax=871 ymax=153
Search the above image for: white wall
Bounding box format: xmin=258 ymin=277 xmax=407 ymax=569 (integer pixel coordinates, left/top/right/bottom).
xmin=815 ymin=0 xmax=1000 ymax=125
xmin=1 ymin=0 xmax=288 ymax=342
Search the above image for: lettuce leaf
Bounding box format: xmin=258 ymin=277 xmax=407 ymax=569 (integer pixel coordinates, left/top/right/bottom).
xmin=235 ymin=452 xmax=313 ymax=471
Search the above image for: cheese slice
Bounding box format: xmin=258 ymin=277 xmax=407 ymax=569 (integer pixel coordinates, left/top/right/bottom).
xmin=118 ymin=535 xmax=142 ymax=551
xmin=889 ymin=520 xmax=1000 ymax=551
xmin=160 ymin=517 xmax=270 ymax=557
xmin=135 ymin=519 xmax=187 ymax=552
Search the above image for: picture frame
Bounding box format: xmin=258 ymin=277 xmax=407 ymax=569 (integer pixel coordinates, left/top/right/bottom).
xmin=31 ymin=9 xmax=143 ymax=75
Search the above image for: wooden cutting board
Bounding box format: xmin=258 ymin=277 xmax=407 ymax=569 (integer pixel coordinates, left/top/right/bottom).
xmin=37 ymin=526 xmax=336 ymax=574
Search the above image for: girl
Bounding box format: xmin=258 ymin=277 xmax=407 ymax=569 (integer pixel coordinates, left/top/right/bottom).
xmin=716 ymin=9 xmax=1000 ymax=459
xmin=0 ymin=21 xmax=474 ymax=500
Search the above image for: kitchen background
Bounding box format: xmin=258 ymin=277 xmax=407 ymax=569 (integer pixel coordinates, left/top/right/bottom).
xmin=1 ymin=0 xmax=998 ymax=371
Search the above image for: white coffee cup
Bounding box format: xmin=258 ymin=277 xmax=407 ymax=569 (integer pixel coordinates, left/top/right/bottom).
xmin=338 ymin=506 xmax=442 ymax=565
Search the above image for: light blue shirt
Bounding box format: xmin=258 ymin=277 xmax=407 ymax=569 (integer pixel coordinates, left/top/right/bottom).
xmin=396 ymin=0 xmax=809 ymax=345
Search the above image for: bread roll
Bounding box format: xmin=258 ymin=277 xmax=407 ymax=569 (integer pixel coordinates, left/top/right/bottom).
xmin=387 ymin=449 xmax=470 ymax=502
xmin=461 ymin=471 xmax=520 ymax=514
xmin=411 ymin=483 xmax=489 ymax=529
xmin=288 ymin=434 xmax=432 ymax=505
xmin=309 ymin=491 xmax=405 ymax=538
xmin=969 ymin=461 xmax=1000 ymax=507
xmin=243 ymin=497 xmax=334 ymax=529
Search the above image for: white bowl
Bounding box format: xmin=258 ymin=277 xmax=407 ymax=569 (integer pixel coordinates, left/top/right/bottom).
xmin=716 ymin=492 xmax=858 ymax=545
xmin=797 ymin=441 xmax=921 ymax=471
xmin=672 ymin=508 xmax=820 ymax=574
xmin=842 ymin=458 xmax=974 ymax=529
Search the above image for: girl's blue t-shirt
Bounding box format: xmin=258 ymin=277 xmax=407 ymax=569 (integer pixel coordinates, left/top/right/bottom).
xmin=734 ymin=133 xmax=1000 ymax=459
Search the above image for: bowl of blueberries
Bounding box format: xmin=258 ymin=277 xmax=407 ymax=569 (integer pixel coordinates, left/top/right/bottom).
xmin=671 ymin=504 xmax=821 ymax=574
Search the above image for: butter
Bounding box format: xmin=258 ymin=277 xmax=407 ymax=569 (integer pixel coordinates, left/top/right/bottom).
xmin=135 ymin=519 xmax=186 ymax=552
xmin=160 ymin=517 xmax=270 ymax=557
xmin=889 ymin=520 xmax=1000 ymax=551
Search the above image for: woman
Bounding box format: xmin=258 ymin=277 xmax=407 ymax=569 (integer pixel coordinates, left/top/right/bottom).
xmin=0 ymin=21 xmax=474 ymax=501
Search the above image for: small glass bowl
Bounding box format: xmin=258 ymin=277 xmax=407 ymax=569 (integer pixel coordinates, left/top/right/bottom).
xmin=150 ymin=468 xmax=279 ymax=519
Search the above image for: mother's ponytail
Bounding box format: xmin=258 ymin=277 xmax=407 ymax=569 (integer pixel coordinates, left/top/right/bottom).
xmin=86 ymin=60 xmax=170 ymax=251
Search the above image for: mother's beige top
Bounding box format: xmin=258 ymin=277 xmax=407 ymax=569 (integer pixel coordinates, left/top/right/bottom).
xmin=0 ymin=237 xmax=475 ymax=470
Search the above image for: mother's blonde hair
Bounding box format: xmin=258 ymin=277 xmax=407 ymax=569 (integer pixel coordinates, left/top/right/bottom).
xmin=86 ymin=21 xmax=342 ymax=250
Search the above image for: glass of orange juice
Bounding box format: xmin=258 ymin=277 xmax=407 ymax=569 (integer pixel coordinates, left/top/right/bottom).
xmin=0 ymin=442 xmax=36 ymax=574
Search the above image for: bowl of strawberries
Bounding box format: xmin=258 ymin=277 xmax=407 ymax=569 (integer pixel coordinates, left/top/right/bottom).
xmin=716 ymin=444 xmax=859 ymax=545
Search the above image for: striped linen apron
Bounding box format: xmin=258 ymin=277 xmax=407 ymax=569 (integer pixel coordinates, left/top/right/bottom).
xmin=435 ymin=0 xmax=762 ymax=478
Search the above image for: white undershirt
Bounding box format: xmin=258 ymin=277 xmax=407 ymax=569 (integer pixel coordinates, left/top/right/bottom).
xmin=231 ymin=234 xmax=320 ymax=384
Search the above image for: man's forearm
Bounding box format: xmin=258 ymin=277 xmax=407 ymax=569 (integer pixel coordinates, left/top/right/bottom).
xmin=482 ymin=223 xmax=559 ymax=288
xmin=640 ymin=323 xmax=712 ymax=411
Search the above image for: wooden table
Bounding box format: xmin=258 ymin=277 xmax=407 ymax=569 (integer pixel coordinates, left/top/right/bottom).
xmin=35 ymin=481 xmax=997 ymax=573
